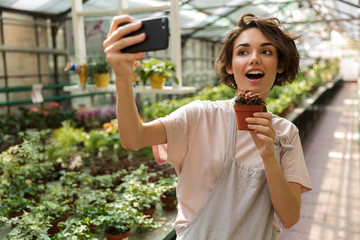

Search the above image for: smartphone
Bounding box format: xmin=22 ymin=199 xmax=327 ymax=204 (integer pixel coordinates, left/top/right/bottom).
xmin=119 ymin=17 xmax=169 ymax=53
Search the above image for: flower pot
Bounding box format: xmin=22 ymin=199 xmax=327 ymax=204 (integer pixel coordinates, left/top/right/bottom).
xmin=94 ymin=73 xmax=110 ymax=88
xmin=9 ymin=211 xmax=24 ymax=228
xmin=149 ymin=74 xmax=166 ymax=89
xmin=141 ymin=207 xmax=156 ymax=219
xmin=79 ymin=74 xmax=88 ymax=88
xmin=104 ymin=229 xmax=131 ymax=240
xmin=89 ymin=224 xmax=97 ymax=234
xmin=233 ymin=105 xmax=264 ymax=131
xmin=161 ymin=195 xmax=177 ymax=211
xmin=48 ymin=216 xmax=67 ymax=236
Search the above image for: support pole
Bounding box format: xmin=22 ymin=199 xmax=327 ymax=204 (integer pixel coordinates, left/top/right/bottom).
xmin=170 ymin=0 xmax=182 ymax=88
xmin=71 ymin=0 xmax=86 ymax=64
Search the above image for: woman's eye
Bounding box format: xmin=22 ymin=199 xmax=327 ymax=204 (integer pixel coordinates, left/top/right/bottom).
xmin=262 ymin=49 xmax=272 ymax=55
xmin=238 ymin=50 xmax=247 ymax=55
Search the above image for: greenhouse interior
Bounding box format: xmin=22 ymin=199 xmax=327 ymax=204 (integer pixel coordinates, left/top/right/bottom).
xmin=0 ymin=0 xmax=359 ymax=239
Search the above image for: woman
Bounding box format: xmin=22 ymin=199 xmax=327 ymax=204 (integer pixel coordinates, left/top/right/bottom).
xmin=103 ymin=13 xmax=312 ymax=240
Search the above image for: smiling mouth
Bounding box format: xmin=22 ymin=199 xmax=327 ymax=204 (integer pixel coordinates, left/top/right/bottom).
xmin=246 ymin=71 xmax=264 ymax=79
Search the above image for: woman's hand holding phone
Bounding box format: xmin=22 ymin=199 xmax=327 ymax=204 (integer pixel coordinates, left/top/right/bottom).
xmin=103 ymin=15 xmax=146 ymax=83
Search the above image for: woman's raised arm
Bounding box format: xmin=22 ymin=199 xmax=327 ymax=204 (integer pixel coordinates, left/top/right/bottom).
xmin=103 ymin=15 xmax=167 ymax=150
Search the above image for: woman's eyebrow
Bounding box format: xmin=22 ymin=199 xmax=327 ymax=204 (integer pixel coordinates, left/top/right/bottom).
xmin=235 ymin=42 xmax=274 ymax=49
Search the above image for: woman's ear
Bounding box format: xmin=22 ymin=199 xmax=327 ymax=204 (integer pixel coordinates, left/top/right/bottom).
xmin=226 ymin=64 xmax=233 ymax=74
xmin=277 ymin=68 xmax=284 ymax=74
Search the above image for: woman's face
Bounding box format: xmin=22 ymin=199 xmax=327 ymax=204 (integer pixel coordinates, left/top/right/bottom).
xmin=226 ymin=28 xmax=282 ymax=99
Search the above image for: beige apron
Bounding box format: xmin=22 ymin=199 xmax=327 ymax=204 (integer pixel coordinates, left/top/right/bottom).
xmin=176 ymin=102 xmax=289 ymax=240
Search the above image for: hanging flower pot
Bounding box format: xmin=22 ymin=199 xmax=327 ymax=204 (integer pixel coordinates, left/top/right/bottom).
xmin=94 ymin=73 xmax=110 ymax=88
xmin=104 ymin=229 xmax=131 ymax=240
xmin=233 ymin=90 xmax=266 ymax=131
xmin=149 ymin=74 xmax=166 ymax=89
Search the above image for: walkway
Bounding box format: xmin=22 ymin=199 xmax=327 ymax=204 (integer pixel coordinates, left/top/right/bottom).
xmin=279 ymin=81 xmax=360 ymax=240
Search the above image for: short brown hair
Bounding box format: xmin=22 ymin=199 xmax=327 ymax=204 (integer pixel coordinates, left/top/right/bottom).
xmin=214 ymin=13 xmax=300 ymax=89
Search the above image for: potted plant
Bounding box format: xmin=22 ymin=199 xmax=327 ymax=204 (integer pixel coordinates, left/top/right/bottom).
xmin=0 ymin=211 xmax=52 ymax=240
xmin=98 ymin=199 xmax=158 ymax=240
xmin=2 ymin=195 xmax=32 ymax=226
xmin=233 ymin=90 xmax=266 ymax=131
xmin=55 ymin=218 xmax=95 ymax=239
xmin=89 ymin=55 xmax=112 ymax=88
xmin=158 ymin=174 xmax=178 ymax=211
xmin=135 ymin=58 xmax=179 ymax=89
xmin=123 ymin=181 xmax=162 ymax=219
xmin=31 ymin=200 xmax=70 ymax=236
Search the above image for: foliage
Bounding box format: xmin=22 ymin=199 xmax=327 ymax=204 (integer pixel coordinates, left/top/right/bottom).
xmin=97 ymin=200 xmax=156 ymax=235
xmin=88 ymin=55 xmax=112 ymax=74
xmin=55 ymin=218 xmax=97 ymax=240
xmin=143 ymin=58 xmax=339 ymax=119
xmin=31 ymin=200 xmax=70 ymax=221
xmin=157 ymin=174 xmax=178 ymax=198
xmin=1 ymin=212 xmax=51 ymax=240
xmin=1 ymin=195 xmax=32 ymax=215
xmin=234 ymin=90 xmax=266 ymax=106
xmin=135 ymin=58 xmax=179 ymax=86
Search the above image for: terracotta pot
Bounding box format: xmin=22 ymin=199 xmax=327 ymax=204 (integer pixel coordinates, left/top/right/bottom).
xmin=89 ymin=224 xmax=97 ymax=234
xmin=233 ymin=105 xmax=264 ymax=131
xmin=141 ymin=207 xmax=156 ymax=219
xmin=94 ymin=73 xmax=110 ymax=88
xmin=149 ymin=74 xmax=166 ymax=89
xmin=9 ymin=211 xmax=24 ymax=228
xmin=161 ymin=195 xmax=177 ymax=211
xmin=104 ymin=229 xmax=131 ymax=240
xmin=48 ymin=216 xmax=67 ymax=236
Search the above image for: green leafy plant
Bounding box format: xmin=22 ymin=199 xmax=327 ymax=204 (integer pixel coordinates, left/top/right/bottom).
xmin=158 ymin=174 xmax=178 ymax=198
xmin=135 ymin=58 xmax=179 ymax=86
xmin=88 ymin=55 xmax=112 ymax=74
xmin=123 ymin=181 xmax=162 ymax=212
xmin=1 ymin=211 xmax=52 ymax=240
xmin=55 ymin=218 xmax=95 ymax=240
xmin=97 ymin=200 xmax=156 ymax=235
xmin=31 ymin=200 xmax=70 ymax=221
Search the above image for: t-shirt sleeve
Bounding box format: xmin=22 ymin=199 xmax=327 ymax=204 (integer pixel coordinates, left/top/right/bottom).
xmin=280 ymin=127 xmax=312 ymax=193
xmin=152 ymin=101 xmax=199 ymax=171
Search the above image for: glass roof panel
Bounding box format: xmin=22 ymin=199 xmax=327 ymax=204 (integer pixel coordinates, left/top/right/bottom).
xmin=0 ymin=0 xmax=359 ymax=42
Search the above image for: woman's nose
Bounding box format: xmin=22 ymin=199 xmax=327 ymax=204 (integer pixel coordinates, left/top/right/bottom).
xmin=249 ymin=53 xmax=261 ymax=65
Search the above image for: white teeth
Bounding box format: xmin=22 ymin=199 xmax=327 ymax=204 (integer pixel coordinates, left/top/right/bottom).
xmin=247 ymin=71 xmax=264 ymax=74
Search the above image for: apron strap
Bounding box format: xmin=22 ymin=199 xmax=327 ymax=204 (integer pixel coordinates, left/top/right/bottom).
xmin=226 ymin=100 xmax=236 ymax=158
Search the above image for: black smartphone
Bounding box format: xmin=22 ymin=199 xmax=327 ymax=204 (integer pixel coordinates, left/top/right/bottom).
xmin=119 ymin=17 xmax=169 ymax=53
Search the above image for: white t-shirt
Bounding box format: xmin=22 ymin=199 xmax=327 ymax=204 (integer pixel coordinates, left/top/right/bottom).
xmin=153 ymin=100 xmax=312 ymax=230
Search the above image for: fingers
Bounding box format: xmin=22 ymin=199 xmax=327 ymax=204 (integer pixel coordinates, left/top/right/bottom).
xmin=107 ymin=15 xmax=135 ymax=39
xmin=103 ymin=15 xmax=147 ymax=54
xmin=104 ymin=32 xmax=146 ymax=55
xmin=246 ymin=112 xmax=275 ymax=141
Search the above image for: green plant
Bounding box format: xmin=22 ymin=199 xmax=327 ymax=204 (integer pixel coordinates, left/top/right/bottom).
xmin=55 ymin=218 xmax=95 ymax=240
xmin=1 ymin=195 xmax=32 ymax=216
xmin=89 ymin=55 xmax=112 ymax=74
xmin=42 ymin=185 xmax=79 ymax=207
xmin=158 ymin=174 xmax=178 ymax=198
xmin=123 ymin=181 xmax=162 ymax=212
xmin=135 ymin=58 xmax=179 ymax=86
xmin=60 ymin=171 xmax=86 ymax=188
xmin=97 ymin=200 xmax=156 ymax=235
xmin=31 ymin=200 xmax=70 ymax=221
xmin=234 ymin=90 xmax=266 ymax=106
xmin=1 ymin=211 xmax=52 ymax=240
